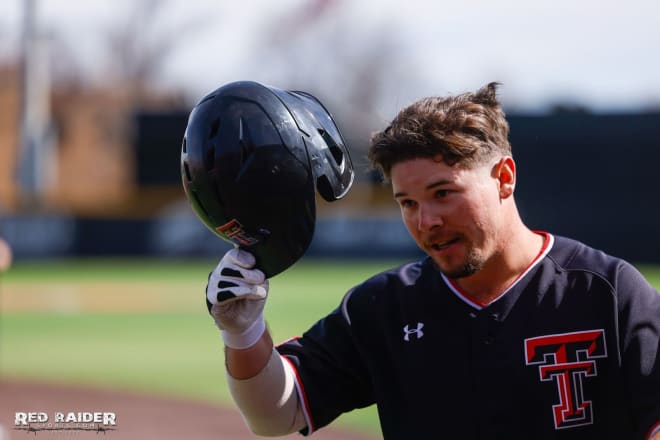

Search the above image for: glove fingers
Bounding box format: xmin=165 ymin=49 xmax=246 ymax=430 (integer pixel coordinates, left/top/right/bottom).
xmin=227 ymin=248 xmax=256 ymax=269
xmin=236 ymin=267 xmax=266 ymax=285
xmin=251 ymin=282 xmax=268 ymax=299
xmin=207 ymin=283 xmax=268 ymax=305
xmin=214 ymin=260 xmax=265 ymax=285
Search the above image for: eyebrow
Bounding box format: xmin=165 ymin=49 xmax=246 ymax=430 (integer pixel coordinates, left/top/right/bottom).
xmin=393 ymin=179 xmax=453 ymax=198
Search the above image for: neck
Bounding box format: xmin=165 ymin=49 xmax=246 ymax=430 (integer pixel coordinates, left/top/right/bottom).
xmin=451 ymin=225 xmax=546 ymax=305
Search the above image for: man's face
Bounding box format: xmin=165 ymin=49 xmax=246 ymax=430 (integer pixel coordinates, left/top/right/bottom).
xmin=391 ymin=156 xmax=504 ymax=279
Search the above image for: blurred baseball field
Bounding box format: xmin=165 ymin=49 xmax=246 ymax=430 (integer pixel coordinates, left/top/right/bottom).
xmin=1 ymin=258 xmax=659 ymax=436
xmin=0 ymin=257 xmax=409 ymax=435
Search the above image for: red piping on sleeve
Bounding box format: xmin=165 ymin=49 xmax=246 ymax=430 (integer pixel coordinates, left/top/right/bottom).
xmin=279 ymin=349 xmax=316 ymax=435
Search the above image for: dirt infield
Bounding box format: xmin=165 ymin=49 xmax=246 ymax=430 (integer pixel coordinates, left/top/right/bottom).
xmin=0 ymin=380 xmax=377 ymax=440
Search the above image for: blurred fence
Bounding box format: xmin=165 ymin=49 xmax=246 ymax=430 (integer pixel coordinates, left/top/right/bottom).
xmin=1 ymin=110 xmax=659 ymax=263
xmin=0 ymin=213 xmax=422 ymax=260
xmin=509 ymin=112 xmax=660 ymax=263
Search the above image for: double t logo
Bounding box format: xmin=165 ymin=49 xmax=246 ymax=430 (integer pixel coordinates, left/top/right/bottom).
xmin=524 ymin=329 xmax=607 ymax=430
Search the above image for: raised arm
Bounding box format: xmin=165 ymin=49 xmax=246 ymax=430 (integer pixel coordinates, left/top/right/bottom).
xmin=206 ymin=249 xmax=306 ymax=435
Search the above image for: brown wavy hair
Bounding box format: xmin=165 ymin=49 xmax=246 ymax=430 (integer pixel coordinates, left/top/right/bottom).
xmin=368 ymin=82 xmax=511 ymax=179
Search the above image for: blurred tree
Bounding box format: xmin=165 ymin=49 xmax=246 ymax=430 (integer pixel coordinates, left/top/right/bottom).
xmin=8 ymin=0 xmax=212 ymax=214
xmin=101 ymin=0 xmax=208 ymax=107
xmin=247 ymin=0 xmax=424 ymax=180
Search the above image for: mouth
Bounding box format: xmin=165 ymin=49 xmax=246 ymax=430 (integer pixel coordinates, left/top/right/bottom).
xmin=427 ymin=237 xmax=460 ymax=252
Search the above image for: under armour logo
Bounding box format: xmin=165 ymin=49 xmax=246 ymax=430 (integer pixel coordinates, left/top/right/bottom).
xmin=403 ymin=323 xmax=425 ymax=341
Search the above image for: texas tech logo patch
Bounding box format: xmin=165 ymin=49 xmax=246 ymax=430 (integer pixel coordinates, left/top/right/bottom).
xmin=524 ymin=329 xmax=607 ymax=430
xmin=216 ymin=219 xmax=259 ymax=246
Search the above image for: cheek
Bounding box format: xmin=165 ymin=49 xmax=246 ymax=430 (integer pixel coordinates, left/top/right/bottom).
xmin=400 ymin=210 xmax=420 ymax=237
xmin=454 ymin=193 xmax=493 ymax=233
xmin=468 ymin=196 xmax=500 ymax=236
xmin=400 ymin=209 xmax=414 ymax=229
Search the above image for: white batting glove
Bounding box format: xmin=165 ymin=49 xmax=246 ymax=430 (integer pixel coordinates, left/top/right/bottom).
xmin=206 ymin=248 xmax=268 ymax=349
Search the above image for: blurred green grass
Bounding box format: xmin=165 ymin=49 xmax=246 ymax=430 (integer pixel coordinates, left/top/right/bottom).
xmin=638 ymin=264 xmax=660 ymax=288
xmin=1 ymin=258 xmax=659 ymax=436
xmin=0 ymin=257 xmax=406 ymax=435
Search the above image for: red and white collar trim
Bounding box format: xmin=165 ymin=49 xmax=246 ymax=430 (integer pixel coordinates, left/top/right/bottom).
xmin=441 ymin=232 xmax=554 ymax=310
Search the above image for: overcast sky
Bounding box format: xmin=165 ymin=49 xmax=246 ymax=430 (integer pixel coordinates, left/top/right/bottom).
xmin=1 ymin=0 xmax=660 ymax=115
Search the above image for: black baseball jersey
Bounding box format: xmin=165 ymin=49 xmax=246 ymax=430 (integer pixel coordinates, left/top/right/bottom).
xmin=276 ymin=233 xmax=660 ymax=439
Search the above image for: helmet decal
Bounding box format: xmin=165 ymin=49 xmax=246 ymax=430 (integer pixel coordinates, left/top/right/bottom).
xmin=216 ymin=219 xmax=260 ymax=247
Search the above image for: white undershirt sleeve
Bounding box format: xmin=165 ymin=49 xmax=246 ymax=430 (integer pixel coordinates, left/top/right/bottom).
xmin=226 ymin=348 xmax=307 ymax=436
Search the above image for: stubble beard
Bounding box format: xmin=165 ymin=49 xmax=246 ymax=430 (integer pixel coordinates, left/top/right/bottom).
xmin=435 ymin=247 xmax=485 ymax=279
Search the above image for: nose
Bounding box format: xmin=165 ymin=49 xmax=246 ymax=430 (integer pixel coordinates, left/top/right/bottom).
xmin=417 ymin=202 xmax=442 ymax=232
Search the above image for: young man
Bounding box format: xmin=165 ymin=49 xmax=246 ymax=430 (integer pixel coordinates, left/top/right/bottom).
xmin=207 ymin=83 xmax=660 ymax=439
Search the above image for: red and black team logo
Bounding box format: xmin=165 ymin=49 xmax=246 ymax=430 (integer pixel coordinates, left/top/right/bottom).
xmin=216 ymin=219 xmax=259 ymax=247
xmin=524 ymin=329 xmax=607 ymax=430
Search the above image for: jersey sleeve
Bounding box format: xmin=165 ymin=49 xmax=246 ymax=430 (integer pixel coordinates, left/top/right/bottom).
xmin=616 ymin=262 xmax=660 ymax=439
xmin=275 ymin=289 xmax=375 ymax=435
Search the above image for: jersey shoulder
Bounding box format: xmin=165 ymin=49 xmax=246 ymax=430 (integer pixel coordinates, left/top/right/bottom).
xmin=547 ymin=235 xmax=655 ymax=296
xmin=549 ymin=235 xmax=624 ymax=277
xmin=338 ymin=258 xmax=437 ymax=326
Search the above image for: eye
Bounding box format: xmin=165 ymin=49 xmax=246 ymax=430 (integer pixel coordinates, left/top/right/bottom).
xmin=399 ymin=199 xmax=417 ymax=208
xmin=435 ymin=189 xmax=451 ymax=198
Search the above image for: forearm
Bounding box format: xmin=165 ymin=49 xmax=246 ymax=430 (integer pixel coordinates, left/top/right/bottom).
xmin=225 ymin=328 xmax=274 ymax=379
xmin=226 ymin=331 xmax=306 ymax=436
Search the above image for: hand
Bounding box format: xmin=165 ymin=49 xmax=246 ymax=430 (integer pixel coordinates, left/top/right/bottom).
xmin=206 ymin=248 xmax=269 ymax=349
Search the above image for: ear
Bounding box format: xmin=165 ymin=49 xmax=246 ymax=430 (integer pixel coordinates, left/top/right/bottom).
xmin=494 ymin=156 xmax=516 ymax=199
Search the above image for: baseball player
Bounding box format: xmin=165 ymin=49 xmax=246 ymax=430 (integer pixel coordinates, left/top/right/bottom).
xmin=0 ymin=236 xmax=11 ymax=273
xmin=204 ymin=83 xmax=660 ymax=439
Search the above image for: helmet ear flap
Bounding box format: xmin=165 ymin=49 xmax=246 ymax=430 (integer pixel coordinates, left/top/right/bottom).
xmin=318 ymin=128 xmax=352 ymax=199
xmin=316 ymin=175 xmax=335 ymax=202
xmin=318 ymin=128 xmax=347 ymax=171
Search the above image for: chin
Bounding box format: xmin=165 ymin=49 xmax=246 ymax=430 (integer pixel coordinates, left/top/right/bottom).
xmin=435 ymin=257 xmax=484 ymax=279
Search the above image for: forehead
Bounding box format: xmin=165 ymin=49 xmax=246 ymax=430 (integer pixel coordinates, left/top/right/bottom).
xmin=391 ymin=157 xmax=459 ymax=192
xmin=390 ymin=157 xmax=488 ymax=195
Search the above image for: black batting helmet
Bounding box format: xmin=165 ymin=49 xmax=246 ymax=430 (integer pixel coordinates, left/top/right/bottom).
xmin=181 ymin=81 xmax=354 ymax=277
